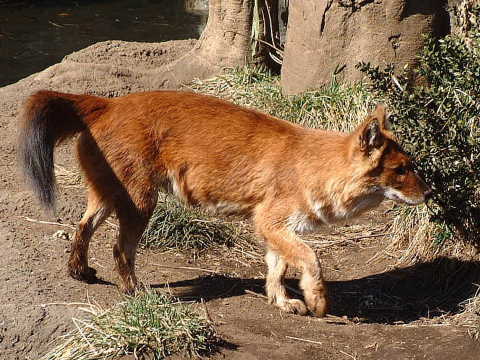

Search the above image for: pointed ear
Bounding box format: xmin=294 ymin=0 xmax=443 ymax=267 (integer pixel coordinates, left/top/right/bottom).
xmin=373 ymin=104 xmax=391 ymax=130
xmin=359 ymin=118 xmax=385 ymax=153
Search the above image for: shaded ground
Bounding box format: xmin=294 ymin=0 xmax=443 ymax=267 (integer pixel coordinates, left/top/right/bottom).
xmin=0 ymin=40 xmax=479 ymax=360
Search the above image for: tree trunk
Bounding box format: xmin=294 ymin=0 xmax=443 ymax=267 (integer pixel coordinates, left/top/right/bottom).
xmin=281 ymin=0 xmax=451 ymax=95
xmin=194 ymin=0 xmax=254 ymax=68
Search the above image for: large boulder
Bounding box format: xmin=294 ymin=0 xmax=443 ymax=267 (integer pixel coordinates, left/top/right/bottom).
xmin=281 ymin=0 xmax=450 ymax=95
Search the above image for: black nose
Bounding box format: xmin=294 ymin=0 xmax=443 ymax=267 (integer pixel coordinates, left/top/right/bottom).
xmin=424 ymin=189 xmax=433 ymax=200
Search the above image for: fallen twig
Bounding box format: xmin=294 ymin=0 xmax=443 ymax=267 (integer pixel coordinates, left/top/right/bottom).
xmin=308 ymin=233 xmax=388 ymax=248
xmin=324 ymin=314 xmax=352 ymax=324
xmin=349 ymin=233 xmax=387 ymax=241
xmin=41 ymin=302 xmax=90 ymax=307
xmin=48 ymin=20 xmax=65 ymax=28
xmin=244 ymin=289 xmax=268 ymax=299
xmin=339 ymin=349 xmax=358 ymax=360
xmin=152 ymin=264 xmax=221 ymax=274
xmin=22 ymin=216 xmax=76 ymax=230
xmin=285 ymin=335 xmax=322 ymax=346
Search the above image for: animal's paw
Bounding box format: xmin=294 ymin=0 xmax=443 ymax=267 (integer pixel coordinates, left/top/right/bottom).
xmin=304 ymin=291 xmax=328 ymax=317
xmin=68 ymin=265 xmax=97 ymax=284
xmin=120 ymin=285 xmax=136 ymax=296
xmin=276 ymin=298 xmax=308 ymax=316
xmin=118 ymin=275 xmax=139 ymax=295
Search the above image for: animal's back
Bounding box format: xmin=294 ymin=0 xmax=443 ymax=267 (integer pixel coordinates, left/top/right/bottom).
xmin=91 ymin=91 xmax=310 ymax=213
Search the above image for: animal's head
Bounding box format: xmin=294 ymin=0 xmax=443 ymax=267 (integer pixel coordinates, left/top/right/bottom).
xmin=350 ymin=105 xmax=431 ymax=205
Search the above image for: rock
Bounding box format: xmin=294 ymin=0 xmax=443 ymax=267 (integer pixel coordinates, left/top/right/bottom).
xmin=52 ymin=230 xmax=70 ymax=240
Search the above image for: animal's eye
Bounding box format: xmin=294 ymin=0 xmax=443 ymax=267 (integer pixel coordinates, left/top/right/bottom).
xmin=395 ymin=166 xmax=407 ymax=175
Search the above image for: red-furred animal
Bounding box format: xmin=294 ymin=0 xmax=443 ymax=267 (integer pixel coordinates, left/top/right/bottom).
xmin=18 ymin=90 xmax=430 ymax=317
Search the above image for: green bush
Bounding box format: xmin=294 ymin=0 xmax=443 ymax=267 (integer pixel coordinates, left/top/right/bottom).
xmin=357 ymin=5 xmax=480 ymax=246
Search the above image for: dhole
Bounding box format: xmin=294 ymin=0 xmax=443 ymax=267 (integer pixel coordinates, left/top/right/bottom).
xmin=18 ymin=90 xmax=430 ymax=317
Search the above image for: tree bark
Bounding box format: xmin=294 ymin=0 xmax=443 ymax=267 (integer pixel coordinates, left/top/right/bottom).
xmin=195 ymin=0 xmax=254 ymax=67
xmin=281 ymin=0 xmax=451 ymax=95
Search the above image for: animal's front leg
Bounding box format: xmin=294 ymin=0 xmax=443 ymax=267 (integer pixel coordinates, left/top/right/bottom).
xmin=265 ymin=248 xmax=308 ymax=315
xmin=255 ymin=208 xmax=329 ymax=317
xmin=299 ymin=255 xmax=328 ymax=317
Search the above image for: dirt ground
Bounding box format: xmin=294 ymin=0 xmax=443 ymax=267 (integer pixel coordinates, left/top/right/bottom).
xmin=0 ymin=40 xmax=479 ymax=360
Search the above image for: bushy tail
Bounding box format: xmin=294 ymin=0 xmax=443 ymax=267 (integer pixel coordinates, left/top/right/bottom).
xmin=18 ymin=90 xmax=107 ymax=211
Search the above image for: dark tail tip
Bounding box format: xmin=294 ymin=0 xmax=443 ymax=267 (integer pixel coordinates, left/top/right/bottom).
xmin=18 ymin=115 xmax=57 ymax=212
xmin=18 ymin=90 xmax=97 ymax=211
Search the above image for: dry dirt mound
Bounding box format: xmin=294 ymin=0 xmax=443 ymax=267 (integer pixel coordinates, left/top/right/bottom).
xmin=0 ymin=40 xmax=479 ymax=360
xmin=64 ymin=39 xmax=197 ymax=69
xmin=0 ymin=39 xmax=197 ymax=111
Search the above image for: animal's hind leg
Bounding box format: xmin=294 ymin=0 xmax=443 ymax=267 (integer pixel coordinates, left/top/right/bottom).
xmin=113 ymin=194 xmax=157 ymax=293
xmin=68 ymin=186 xmax=113 ymax=283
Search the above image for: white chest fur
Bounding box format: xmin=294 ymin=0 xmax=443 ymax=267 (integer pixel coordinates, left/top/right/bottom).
xmin=287 ymin=189 xmax=384 ymax=234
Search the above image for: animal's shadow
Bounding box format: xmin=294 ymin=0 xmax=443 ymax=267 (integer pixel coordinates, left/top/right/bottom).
xmin=328 ymin=257 xmax=480 ymax=323
xmin=151 ymin=257 xmax=480 ymax=324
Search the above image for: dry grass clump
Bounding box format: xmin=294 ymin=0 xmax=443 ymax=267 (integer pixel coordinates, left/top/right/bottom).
xmin=458 ymin=285 xmax=480 ymax=340
xmin=42 ymin=290 xmax=218 ymax=360
xmin=386 ymin=205 xmax=479 ymax=265
xmin=143 ymin=195 xmax=254 ymax=251
xmin=186 ymin=66 xmax=377 ymax=132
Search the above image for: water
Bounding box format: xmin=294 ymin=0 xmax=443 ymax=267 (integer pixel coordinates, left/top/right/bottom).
xmin=0 ymin=0 xmax=208 ymax=86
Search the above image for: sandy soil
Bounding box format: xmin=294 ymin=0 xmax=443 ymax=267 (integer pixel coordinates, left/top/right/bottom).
xmin=0 ymin=40 xmax=479 ymax=360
